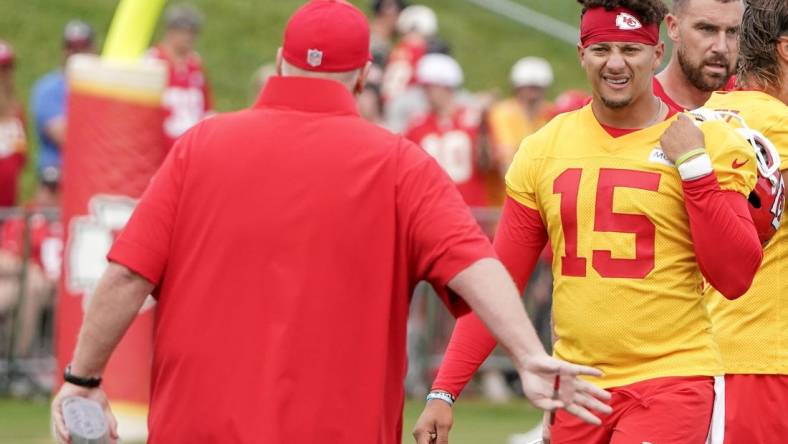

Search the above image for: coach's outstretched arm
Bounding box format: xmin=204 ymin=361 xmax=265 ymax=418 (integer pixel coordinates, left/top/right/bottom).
xmin=50 ymin=263 xmax=153 ymax=444
xmin=412 ymin=257 xmax=612 ymax=444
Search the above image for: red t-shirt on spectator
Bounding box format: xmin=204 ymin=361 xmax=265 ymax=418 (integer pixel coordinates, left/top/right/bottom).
xmin=1 ymin=213 xmax=63 ymax=278
xmin=108 ymin=76 xmax=495 ymax=444
xmin=0 ymin=108 xmax=27 ymax=206
xmin=381 ymin=37 xmax=427 ymax=101
xmin=148 ymin=45 xmax=213 ymax=149
xmin=405 ymin=107 xmax=489 ymax=207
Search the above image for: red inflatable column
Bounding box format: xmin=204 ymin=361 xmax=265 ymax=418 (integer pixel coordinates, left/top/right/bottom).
xmin=56 ymin=54 xmax=167 ymax=441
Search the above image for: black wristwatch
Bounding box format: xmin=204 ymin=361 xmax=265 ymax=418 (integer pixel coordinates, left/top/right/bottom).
xmin=64 ymin=364 xmax=102 ymax=388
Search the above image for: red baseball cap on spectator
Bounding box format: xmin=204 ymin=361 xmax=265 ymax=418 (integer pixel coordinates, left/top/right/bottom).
xmin=282 ymin=0 xmax=371 ymax=72
xmin=0 ymin=40 xmax=14 ymax=67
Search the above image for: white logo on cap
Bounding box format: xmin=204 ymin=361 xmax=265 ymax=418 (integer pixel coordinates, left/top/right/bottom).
xmin=307 ymin=49 xmax=323 ymax=67
xmin=616 ymin=12 xmax=642 ymax=30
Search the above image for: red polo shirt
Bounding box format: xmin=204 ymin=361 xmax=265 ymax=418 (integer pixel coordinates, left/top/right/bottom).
xmin=108 ymin=76 xmax=495 ymax=444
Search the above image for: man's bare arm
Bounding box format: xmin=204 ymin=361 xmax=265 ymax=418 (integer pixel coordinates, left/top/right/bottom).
xmin=447 ymin=258 xmax=544 ymax=369
xmin=69 ymin=263 xmax=153 ymax=377
xmin=45 ymin=117 xmax=66 ymax=146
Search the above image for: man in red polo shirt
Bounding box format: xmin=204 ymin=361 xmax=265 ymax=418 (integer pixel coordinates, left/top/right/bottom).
xmin=50 ymin=2 xmax=610 ymax=443
xmin=654 ymin=0 xmax=742 ymax=110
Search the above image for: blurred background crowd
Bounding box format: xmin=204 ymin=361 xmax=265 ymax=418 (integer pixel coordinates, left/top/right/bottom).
xmin=0 ymin=0 xmax=597 ymax=404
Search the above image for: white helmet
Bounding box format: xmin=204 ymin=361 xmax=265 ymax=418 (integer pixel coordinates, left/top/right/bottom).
xmin=397 ymin=5 xmax=438 ymax=37
xmin=417 ymin=53 xmax=463 ymax=88
xmin=510 ymin=57 xmax=554 ymax=89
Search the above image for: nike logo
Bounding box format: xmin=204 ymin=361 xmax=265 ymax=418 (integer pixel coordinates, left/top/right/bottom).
xmin=732 ymin=158 xmax=749 ymax=169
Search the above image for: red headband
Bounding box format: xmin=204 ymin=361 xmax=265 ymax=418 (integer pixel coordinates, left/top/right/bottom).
xmin=580 ymin=6 xmax=659 ymax=47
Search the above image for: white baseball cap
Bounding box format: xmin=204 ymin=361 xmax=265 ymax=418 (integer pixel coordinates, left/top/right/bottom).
xmin=397 ymin=5 xmax=438 ymax=37
xmin=417 ymin=53 xmax=463 ymax=88
xmin=510 ymin=57 xmax=554 ymax=88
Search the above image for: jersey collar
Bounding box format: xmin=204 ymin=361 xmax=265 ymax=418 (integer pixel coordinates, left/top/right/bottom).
xmin=255 ymin=76 xmax=359 ymax=116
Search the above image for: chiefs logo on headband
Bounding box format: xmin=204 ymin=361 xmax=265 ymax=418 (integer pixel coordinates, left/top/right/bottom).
xmin=616 ymin=12 xmax=643 ymax=30
xmin=580 ymin=6 xmax=660 ymax=47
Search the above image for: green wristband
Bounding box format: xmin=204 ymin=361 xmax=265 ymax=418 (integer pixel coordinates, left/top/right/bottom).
xmin=674 ymin=148 xmax=706 ymax=168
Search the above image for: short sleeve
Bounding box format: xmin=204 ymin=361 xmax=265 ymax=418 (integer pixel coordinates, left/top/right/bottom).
xmin=504 ymin=135 xmax=539 ymax=209
xmin=202 ymin=76 xmax=214 ymax=113
xmin=488 ymin=103 xmax=516 ymax=147
xmin=107 ymin=131 xmax=191 ymax=284
xmin=0 ymin=220 xmax=23 ymax=256
xmin=702 ymin=120 xmax=757 ymax=197
xmin=32 ymin=78 xmax=65 ymax=129
xmin=396 ymin=139 xmax=496 ymax=315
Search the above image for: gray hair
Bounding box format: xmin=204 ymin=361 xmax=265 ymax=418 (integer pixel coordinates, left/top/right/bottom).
xmin=165 ymin=4 xmax=204 ymax=32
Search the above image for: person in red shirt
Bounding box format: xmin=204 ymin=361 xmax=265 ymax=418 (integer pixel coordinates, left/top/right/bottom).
xmin=404 ymin=53 xmax=490 ymax=208
xmin=50 ymin=2 xmax=611 ymax=444
xmin=0 ymin=40 xmax=26 ymax=207
xmin=653 ymin=0 xmax=742 ymax=110
xmin=149 ymin=3 xmax=213 ymax=150
xmin=380 ymin=4 xmax=436 ymax=102
xmin=0 ymin=169 xmax=62 ymax=359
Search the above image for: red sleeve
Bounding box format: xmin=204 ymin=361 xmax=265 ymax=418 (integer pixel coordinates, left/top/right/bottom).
xmin=397 ymin=139 xmax=496 ymax=316
xmin=202 ymin=74 xmax=214 ymax=113
xmin=107 ymin=130 xmax=191 ymax=284
xmin=431 ymin=197 xmax=547 ymax=397
xmin=0 ymin=219 xmax=23 ymax=256
xmin=682 ymin=172 xmax=762 ymax=299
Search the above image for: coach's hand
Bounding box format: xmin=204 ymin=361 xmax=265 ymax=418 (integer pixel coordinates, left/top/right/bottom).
xmin=413 ymin=399 xmax=453 ymax=444
xmin=518 ymin=353 xmax=612 ymax=425
xmin=660 ymin=113 xmax=706 ymax=164
xmin=51 ymin=382 xmax=119 ymax=444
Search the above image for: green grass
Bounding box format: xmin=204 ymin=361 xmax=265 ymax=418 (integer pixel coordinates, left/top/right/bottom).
xmin=3 ymin=1 xmax=585 ymax=111
xmin=409 ymin=398 xmax=542 ymax=443
xmin=0 ymin=397 xmax=540 ymax=443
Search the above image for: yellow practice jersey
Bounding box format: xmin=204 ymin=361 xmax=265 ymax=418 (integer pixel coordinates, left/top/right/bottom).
xmin=506 ymin=104 xmax=757 ymax=388
xmin=488 ymin=98 xmax=551 ymax=165
xmin=704 ymin=91 xmax=788 ymax=375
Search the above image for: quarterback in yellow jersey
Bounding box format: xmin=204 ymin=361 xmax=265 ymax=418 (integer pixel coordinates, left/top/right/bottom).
xmin=702 ymin=1 xmax=788 ymax=441
xmin=413 ymin=1 xmax=765 ymax=444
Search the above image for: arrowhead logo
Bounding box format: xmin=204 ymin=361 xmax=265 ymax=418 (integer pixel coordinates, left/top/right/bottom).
xmin=616 ymin=12 xmax=643 ymax=30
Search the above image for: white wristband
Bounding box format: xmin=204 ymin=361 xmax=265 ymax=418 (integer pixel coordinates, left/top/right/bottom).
xmin=426 ymin=391 xmax=455 ymax=406
xmin=678 ymin=153 xmax=713 ymax=181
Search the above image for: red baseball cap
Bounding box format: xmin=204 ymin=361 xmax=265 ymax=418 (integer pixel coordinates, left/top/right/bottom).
xmin=283 ymin=0 xmax=371 ymax=73
xmin=0 ymin=40 xmax=14 ymax=67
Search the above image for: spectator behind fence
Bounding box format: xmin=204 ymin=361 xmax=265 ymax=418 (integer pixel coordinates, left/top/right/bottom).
xmin=404 ymin=54 xmax=490 ymax=208
xmin=50 ymin=2 xmax=610 ymax=443
xmin=31 ymin=20 xmax=95 ymax=174
xmin=149 ymin=3 xmax=213 ymax=150
xmin=487 ymin=57 xmax=554 ymax=176
xmin=0 ymin=40 xmax=26 ymax=208
xmin=369 ymin=0 xmax=408 ymax=66
xmin=381 ymin=4 xmax=437 ymax=102
xmin=0 ymin=167 xmax=62 ymax=360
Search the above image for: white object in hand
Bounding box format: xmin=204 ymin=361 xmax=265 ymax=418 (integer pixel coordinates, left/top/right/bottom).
xmin=62 ymin=396 xmax=111 ymax=444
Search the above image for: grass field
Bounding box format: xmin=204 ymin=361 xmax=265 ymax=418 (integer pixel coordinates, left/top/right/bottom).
xmin=0 ymin=397 xmax=541 ymax=444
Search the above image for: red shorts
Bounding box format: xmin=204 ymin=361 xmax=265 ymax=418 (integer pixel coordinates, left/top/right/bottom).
xmin=551 ymin=376 xmax=715 ymax=444
xmin=724 ymin=374 xmax=788 ymax=443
